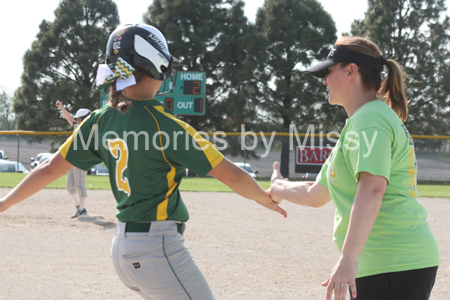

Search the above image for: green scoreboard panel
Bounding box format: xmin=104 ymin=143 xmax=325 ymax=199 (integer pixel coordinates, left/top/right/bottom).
xmin=155 ymin=71 xmax=206 ymax=115
xmin=99 ymin=71 xmax=206 ymax=115
xmin=100 ymin=89 xmax=109 ymax=107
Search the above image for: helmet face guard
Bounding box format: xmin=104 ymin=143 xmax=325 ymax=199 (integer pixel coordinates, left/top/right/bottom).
xmin=156 ymin=65 xmax=178 ymax=96
xmin=106 ymin=24 xmax=177 ymax=94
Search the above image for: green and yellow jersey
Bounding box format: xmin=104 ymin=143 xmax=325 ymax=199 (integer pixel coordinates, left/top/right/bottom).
xmin=59 ymin=99 xmax=224 ymax=222
xmin=317 ymin=100 xmax=440 ymax=278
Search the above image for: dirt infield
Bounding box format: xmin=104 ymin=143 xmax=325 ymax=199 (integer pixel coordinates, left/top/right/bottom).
xmin=0 ymin=188 xmax=449 ymax=300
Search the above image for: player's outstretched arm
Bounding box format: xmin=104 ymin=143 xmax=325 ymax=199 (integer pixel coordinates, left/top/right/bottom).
xmin=269 ymin=162 xmax=331 ymax=208
xmin=208 ymin=158 xmax=287 ymax=218
xmin=0 ymin=152 xmax=74 ymax=212
xmin=55 ymin=99 xmax=74 ymax=127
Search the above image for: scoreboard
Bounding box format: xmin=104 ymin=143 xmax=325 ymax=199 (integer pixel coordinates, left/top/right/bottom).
xmin=155 ymin=71 xmax=206 ymax=115
xmin=99 ymin=71 xmax=206 ymax=116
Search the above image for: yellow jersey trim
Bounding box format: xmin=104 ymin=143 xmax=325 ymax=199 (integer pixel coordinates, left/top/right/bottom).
xmin=144 ymin=106 xmax=176 ymax=221
xmin=59 ymin=130 xmax=77 ymax=158
xmin=153 ymin=106 xmax=224 ymax=168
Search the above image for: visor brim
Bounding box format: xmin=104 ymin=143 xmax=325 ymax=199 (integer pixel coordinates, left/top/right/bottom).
xmin=306 ymin=60 xmax=338 ymax=78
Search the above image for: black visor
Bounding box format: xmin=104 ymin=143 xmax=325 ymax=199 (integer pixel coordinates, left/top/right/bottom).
xmin=307 ymin=46 xmax=383 ymax=78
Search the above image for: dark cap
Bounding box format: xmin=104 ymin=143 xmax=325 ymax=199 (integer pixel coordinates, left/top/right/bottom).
xmin=307 ymin=46 xmax=384 ymax=78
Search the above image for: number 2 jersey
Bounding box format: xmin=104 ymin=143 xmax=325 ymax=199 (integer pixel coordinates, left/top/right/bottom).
xmin=59 ymin=99 xmax=224 ymax=222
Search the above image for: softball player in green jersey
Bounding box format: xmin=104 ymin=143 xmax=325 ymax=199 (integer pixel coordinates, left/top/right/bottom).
xmin=269 ymin=36 xmax=439 ymax=300
xmin=0 ymin=24 xmax=286 ymax=300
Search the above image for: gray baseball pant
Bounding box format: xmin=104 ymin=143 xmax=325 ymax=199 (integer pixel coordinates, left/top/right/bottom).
xmin=111 ymin=220 xmax=215 ymax=300
xmin=66 ymin=167 xmax=87 ymax=197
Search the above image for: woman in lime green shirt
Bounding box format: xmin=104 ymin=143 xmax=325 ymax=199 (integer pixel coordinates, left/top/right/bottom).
xmin=270 ymin=36 xmax=439 ymax=300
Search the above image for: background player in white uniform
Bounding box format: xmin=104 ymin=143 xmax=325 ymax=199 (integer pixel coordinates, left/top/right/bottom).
xmin=55 ymin=100 xmax=91 ymax=218
xmin=0 ymin=24 xmax=286 ymax=300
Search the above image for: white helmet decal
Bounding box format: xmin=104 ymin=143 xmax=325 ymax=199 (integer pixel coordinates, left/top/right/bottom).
xmin=134 ymin=35 xmax=169 ymax=74
xmin=137 ymin=24 xmax=170 ymax=56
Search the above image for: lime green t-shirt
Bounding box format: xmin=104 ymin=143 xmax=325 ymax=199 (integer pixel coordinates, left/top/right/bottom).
xmin=59 ymin=99 xmax=224 ymax=223
xmin=317 ymin=100 xmax=440 ymax=278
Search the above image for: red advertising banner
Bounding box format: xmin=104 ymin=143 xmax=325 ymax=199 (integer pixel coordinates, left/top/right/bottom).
xmin=296 ymin=146 xmax=333 ymax=166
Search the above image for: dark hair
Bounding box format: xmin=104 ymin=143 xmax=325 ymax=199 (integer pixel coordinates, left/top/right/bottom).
xmin=335 ymin=36 xmax=409 ymax=122
xmin=108 ymin=67 xmax=147 ymax=114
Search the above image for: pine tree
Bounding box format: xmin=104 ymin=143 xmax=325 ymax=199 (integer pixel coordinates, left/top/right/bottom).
xmin=143 ymin=0 xmax=259 ymax=133
xmin=13 ymin=0 xmax=119 ymax=136
xmin=249 ymin=0 xmax=337 ymax=177
xmin=0 ymin=89 xmax=15 ymax=131
xmin=351 ymin=0 xmax=450 ymax=148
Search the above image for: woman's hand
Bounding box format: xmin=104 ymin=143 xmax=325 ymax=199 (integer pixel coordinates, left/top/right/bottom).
xmin=322 ymin=255 xmax=358 ymax=300
xmin=208 ymin=158 xmax=287 ymax=218
xmin=321 ymin=172 xmax=385 ymax=299
xmin=268 ymin=161 xmax=288 ymax=203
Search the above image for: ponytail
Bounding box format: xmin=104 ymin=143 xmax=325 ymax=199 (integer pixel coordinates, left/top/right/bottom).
xmin=108 ymin=85 xmax=132 ymax=114
xmin=335 ymin=36 xmax=410 ymax=122
xmin=379 ymin=60 xmax=409 ymax=122
xmin=107 ymin=67 xmax=147 ymax=114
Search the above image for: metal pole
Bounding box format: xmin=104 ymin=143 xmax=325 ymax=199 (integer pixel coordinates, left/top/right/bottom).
xmin=243 ymin=136 xmax=247 ymax=168
xmin=16 ymin=134 xmax=20 ymax=171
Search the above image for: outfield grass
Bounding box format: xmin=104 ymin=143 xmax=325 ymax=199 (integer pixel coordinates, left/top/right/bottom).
xmin=0 ymin=173 xmax=448 ymax=198
xmin=0 ymin=173 xmax=113 ymax=190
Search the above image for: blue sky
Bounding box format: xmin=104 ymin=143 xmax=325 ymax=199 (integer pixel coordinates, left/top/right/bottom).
xmin=1 ymin=0 xmax=448 ymax=95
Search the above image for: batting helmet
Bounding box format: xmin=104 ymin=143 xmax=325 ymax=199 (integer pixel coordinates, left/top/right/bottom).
xmin=106 ymin=24 xmax=176 ymax=82
xmin=74 ymin=108 xmax=92 ymax=119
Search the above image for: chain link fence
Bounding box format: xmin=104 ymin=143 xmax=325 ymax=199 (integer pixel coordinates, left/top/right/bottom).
xmin=1 ymin=132 xmax=449 ymax=182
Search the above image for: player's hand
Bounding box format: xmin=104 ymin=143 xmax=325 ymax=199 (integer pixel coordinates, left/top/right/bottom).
xmin=0 ymin=198 xmax=9 ymax=212
xmin=269 ymin=161 xmax=288 ymax=203
xmin=256 ymin=191 xmax=287 ymax=218
xmin=321 ymin=255 xmax=358 ymax=300
xmin=55 ymin=99 xmax=62 ymax=108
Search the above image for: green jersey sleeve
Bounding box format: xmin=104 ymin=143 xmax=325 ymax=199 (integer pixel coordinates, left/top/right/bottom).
xmin=59 ymin=115 xmax=103 ymax=171
xmin=165 ymin=126 xmax=224 ymax=177
xmin=150 ymin=105 xmax=224 ymax=177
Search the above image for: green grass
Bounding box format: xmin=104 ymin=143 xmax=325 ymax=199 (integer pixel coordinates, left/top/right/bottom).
xmin=179 ymin=177 xmax=271 ymax=192
xmin=0 ymin=173 xmax=448 ymax=198
xmin=0 ymin=173 xmax=112 ymax=190
xmin=417 ymin=185 xmax=450 ymax=198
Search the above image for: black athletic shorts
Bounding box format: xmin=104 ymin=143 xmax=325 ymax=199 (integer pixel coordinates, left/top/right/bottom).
xmin=350 ymin=266 xmax=438 ymax=300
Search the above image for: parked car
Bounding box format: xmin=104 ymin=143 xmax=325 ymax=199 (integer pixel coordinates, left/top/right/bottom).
xmin=30 ymin=153 xmax=53 ymax=171
xmin=0 ymin=160 xmax=29 ymax=173
xmin=185 ymin=169 xmax=198 ymax=177
xmin=233 ymin=162 xmax=258 ymax=178
xmin=0 ymin=150 xmax=8 ymax=160
xmin=89 ymin=163 xmax=109 ymax=176
xmin=302 ymin=173 xmax=318 ymax=179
